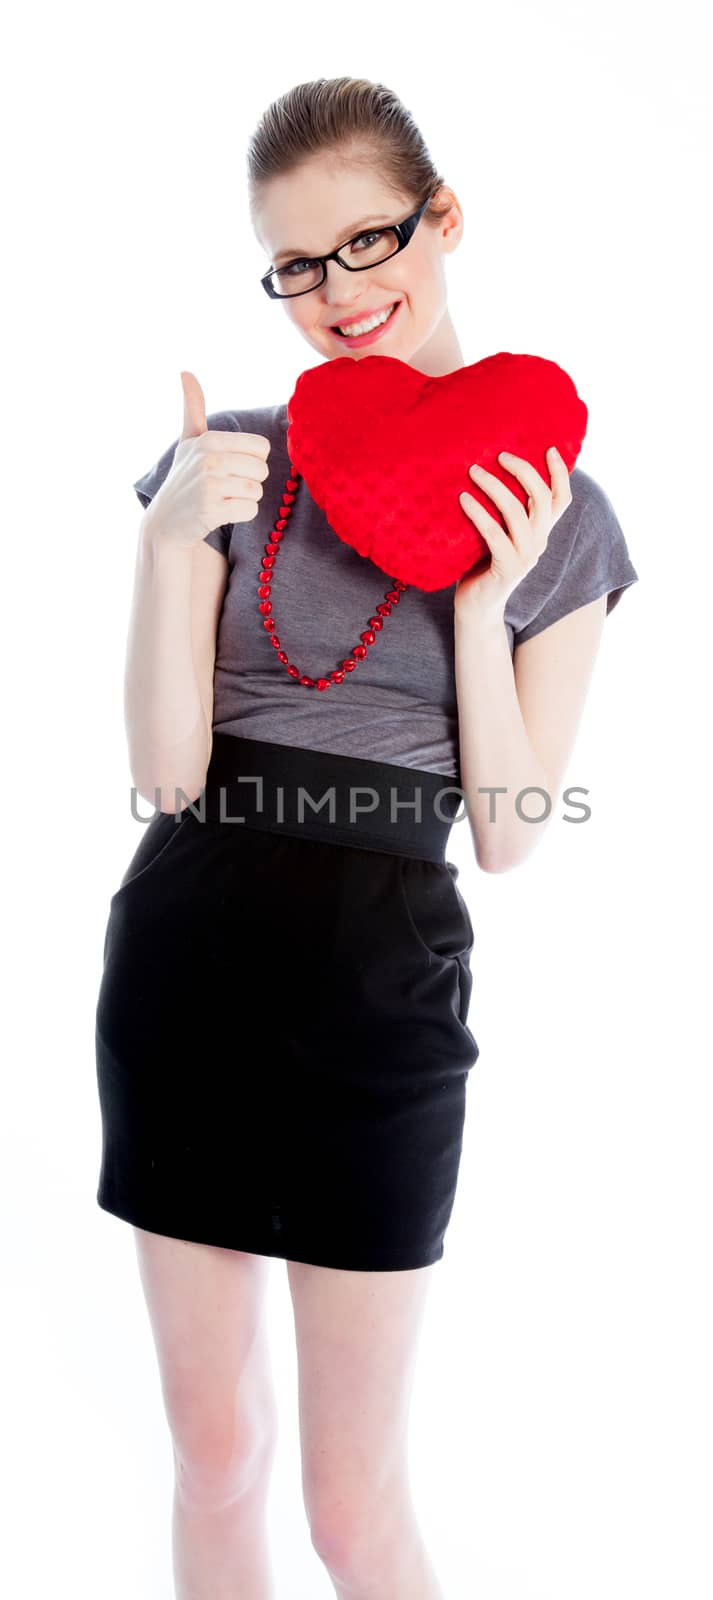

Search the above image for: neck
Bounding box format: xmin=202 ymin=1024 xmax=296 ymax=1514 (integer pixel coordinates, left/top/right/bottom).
xmin=409 ymin=307 xmax=465 ymax=377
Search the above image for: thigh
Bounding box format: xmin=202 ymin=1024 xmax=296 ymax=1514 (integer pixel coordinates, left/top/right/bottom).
xmin=286 ymin=1257 xmax=436 ymax=1502
xmin=133 ymin=1228 xmax=278 ymax=1475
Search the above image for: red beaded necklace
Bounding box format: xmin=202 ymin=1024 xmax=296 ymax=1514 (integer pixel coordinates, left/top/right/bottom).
xmin=257 ymin=465 xmax=409 ymax=691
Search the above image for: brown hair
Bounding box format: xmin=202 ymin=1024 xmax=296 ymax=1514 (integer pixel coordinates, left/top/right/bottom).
xmin=246 ymin=76 xmax=453 ymax=235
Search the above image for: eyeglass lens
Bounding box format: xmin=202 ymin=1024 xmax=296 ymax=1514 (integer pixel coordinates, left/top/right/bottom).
xmin=267 ymin=227 xmax=401 ymax=297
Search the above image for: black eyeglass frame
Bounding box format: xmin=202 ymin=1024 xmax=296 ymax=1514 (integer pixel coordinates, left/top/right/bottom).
xmin=260 ymin=195 xmax=433 ymax=300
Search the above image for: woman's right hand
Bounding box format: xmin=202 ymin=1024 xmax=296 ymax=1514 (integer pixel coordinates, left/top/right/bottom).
xmin=146 ymin=370 xmax=272 ymax=548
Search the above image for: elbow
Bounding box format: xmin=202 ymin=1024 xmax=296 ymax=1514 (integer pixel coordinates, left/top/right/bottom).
xmin=130 ymin=763 xmax=209 ymax=814
xmin=471 ymin=791 xmax=557 ymax=873
xmin=476 ymin=850 xmax=525 ymax=874
xmin=473 ymin=832 xmax=543 ymax=874
xmin=468 ymin=820 xmax=522 ymax=873
xmin=128 ymin=729 xmax=212 ymax=814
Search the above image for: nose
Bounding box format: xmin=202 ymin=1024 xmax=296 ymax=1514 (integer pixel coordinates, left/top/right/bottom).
xmin=320 ymin=256 xmax=365 ymax=309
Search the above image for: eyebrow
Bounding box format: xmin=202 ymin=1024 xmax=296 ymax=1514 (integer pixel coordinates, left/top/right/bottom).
xmin=272 ymin=214 xmax=394 ymax=266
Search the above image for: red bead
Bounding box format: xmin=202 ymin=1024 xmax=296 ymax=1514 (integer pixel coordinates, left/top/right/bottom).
xmin=256 ymin=467 xmax=408 ymax=690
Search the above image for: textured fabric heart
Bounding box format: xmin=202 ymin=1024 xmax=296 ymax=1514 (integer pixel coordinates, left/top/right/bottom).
xmin=286 ymin=350 xmax=589 ymax=592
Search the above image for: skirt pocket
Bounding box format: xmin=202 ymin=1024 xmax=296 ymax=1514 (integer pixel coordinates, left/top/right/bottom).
xmin=396 ymin=856 xmax=474 ymax=965
xmin=111 ymin=809 xmax=190 ymax=900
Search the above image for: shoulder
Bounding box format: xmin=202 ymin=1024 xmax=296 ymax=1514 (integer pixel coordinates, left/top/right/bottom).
xmin=206 ymin=402 xmax=289 ymax=443
xmin=544 ymin=465 xmax=621 ymax=566
xmin=569 ymin=464 xmax=614 ymax=514
xmin=568 ymin=466 xmax=626 ymax=546
xmin=504 ymin=464 xmax=639 ymax=649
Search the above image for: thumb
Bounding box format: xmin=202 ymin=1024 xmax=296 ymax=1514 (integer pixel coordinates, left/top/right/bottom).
xmin=179 ymin=370 xmax=208 ymax=440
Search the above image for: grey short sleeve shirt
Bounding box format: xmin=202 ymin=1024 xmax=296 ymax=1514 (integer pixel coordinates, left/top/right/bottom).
xmin=132 ymin=402 xmax=639 ymax=781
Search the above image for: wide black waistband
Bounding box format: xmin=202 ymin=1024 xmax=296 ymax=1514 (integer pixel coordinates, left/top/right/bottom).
xmin=188 ymin=735 xmax=467 ymax=865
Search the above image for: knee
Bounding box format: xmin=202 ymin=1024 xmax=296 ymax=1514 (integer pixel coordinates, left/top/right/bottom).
xmin=168 ymin=1384 xmax=278 ymax=1513
xmin=307 ymin=1479 xmax=399 ymax=1586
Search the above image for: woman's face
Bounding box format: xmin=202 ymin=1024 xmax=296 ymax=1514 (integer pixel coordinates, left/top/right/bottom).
xmin=254 ymin=154 xmax=462 ymax=364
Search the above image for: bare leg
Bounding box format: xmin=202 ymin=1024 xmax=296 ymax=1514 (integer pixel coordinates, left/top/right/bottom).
xmin=172 ymin=1461 xmax=277 ymax=1600
xmin=287 ymin=1258 xmax=444 ymax=1599
xmin=326 ymin=1486 xmax=444 ymax=1599
xmin=133 ymin=1227 xmax=279 ymax=1599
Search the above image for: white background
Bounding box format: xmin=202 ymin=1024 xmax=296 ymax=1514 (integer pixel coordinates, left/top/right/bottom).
xmin=2 ymin=0 xmax=711 ymax=1595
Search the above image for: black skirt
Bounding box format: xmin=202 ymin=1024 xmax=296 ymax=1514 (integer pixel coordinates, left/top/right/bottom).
xmin=95 ymin=734 xmax=479 ymax=1272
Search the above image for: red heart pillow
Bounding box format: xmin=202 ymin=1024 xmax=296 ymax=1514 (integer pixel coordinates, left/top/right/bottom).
xmin=286 ymin=351 xmax=588 ymax=591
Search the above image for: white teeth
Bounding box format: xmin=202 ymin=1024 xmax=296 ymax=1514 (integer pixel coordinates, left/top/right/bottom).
xmin=337 ymin=302 xmax=397 ymax=337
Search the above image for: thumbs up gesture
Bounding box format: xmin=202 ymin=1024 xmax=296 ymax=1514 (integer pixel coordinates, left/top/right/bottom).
xmin=148 ymin=371 xmax=272 ymax=548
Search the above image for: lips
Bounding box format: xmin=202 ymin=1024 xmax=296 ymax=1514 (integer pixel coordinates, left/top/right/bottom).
xmin=329 ymin=300 xmax=400 ymax=331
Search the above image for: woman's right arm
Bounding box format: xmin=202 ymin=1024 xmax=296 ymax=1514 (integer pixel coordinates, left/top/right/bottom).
xmin=123 ymin=371 xmax=271 ymax=811
xmin=124 ymin=511 xmax=228 ymax=811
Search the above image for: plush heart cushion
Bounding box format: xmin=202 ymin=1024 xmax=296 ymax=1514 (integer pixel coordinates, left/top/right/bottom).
xmin=286 ymin=351 xmax=589 ymax=591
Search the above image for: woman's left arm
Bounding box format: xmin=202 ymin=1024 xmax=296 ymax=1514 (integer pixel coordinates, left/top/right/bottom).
xmin=454 ymin=593 xmax=606 ymax=872
xmin=453 ymin=446 xmax=606 ymax=872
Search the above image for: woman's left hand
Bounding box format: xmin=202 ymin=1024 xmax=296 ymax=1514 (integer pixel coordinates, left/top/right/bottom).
xmin=454 ymin=445 xmax=573 ymax=622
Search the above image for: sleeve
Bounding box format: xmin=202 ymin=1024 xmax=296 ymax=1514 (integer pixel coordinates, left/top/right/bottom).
xmin=131 ymin=408 xmax=245 ymax=560
xmin=505 ymin=469 xmax=640 ymax=649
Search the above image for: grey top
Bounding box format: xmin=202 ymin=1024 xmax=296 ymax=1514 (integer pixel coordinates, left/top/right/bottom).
xmin=133 ymin=401 xmax=640 ymax=780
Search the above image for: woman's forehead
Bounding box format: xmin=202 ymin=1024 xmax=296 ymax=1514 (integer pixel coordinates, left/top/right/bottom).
xmin=255 ymin=170 xmax=409 ymax=258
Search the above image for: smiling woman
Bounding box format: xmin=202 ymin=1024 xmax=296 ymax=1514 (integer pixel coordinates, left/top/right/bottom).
xmin=94 ymin=72 xmax=639 ymax=1600
xmin=260 ymin=193 xmax=430 ymax=346
xmin=248 ymin=80 xmax=464 ymax=375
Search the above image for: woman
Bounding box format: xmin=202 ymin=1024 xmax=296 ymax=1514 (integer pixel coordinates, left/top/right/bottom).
xmin=95 ymin=76 xmax=639 ymax=1600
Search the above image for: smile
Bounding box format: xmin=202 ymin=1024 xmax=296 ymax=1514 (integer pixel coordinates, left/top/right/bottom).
xmin=330 ymin=301 xmax=402 ymax=346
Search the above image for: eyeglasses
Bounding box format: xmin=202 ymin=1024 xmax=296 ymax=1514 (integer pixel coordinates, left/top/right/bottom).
xmin=260 ymin=195 xmax=432 ymax=299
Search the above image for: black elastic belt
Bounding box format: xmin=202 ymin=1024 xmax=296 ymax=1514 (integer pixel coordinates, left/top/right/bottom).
xmin=191 ymin=734 xmax=467 ymax=865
